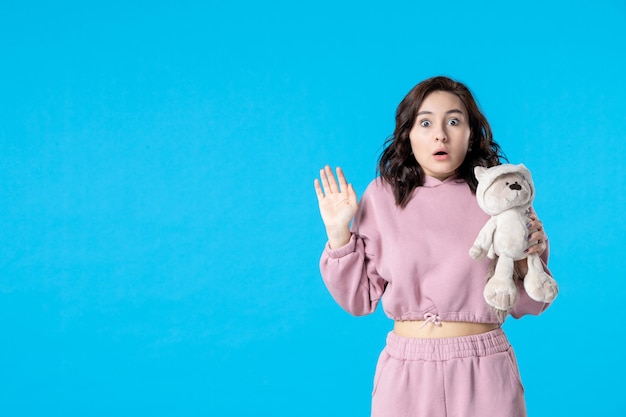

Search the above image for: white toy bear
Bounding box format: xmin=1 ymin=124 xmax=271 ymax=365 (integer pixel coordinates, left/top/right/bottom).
xmin=469 ymin=163 xmax=558 ymax=314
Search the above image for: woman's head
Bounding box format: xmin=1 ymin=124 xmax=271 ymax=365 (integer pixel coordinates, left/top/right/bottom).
xmin=378 ymin=76 xmax=504 ymax=207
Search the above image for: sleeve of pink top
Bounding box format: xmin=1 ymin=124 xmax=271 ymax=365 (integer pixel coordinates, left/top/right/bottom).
xmin=510 ymin=237 xmax=555 ymax=318
xmin=319 ymin=185 xmax=387 ymax=316
xmin=319 ymin=234 xmax=387 ymax=316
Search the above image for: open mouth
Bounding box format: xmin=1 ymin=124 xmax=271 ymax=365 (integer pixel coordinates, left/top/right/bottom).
xmin=433 ymin=147 xmax=449 ymax=157
xmin=433 ymin=149 xmax=449 ymax=159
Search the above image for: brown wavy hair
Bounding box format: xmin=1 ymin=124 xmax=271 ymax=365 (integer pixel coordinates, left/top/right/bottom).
xmin=377 ymin=76 xmax=505 ymax=208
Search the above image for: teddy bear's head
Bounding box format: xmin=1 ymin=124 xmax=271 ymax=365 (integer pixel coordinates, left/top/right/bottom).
xmin=474 ymin=164 xmax=535 ymax=215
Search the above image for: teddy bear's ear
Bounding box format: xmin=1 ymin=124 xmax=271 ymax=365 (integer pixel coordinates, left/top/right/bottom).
xmin=474 ymin=166 xmax=488 ymax=181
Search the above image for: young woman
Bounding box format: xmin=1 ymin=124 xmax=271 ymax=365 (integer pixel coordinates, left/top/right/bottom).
xmin=314 ymin=76 xmax=554 ymax=417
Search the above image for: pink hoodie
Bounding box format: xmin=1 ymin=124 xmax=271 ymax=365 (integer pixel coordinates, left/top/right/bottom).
xmin=320 ymin=175 xmax=552 ymax=323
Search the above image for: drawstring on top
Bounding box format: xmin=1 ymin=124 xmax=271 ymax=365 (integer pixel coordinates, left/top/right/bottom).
xmin=420 ymin=312 xmax=442 ymax=328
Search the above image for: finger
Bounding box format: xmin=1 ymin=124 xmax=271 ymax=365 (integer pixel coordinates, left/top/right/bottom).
xmin=525 ymin=210 xmax=547 ymax=255
xmin=526 ymin=223 xmax=538 ymax=239
xmin=336 ymin=166 xmax=348 ymax=191
xmin=526 ymin=240 xmax=547 ymax=256
xmin=527 ymin=229 xmax=545 ymax=245
xmin=526 ymin=232 xmax=548 ymax=255
xmin=324 ymin=165 xmax=339 ymax=193
xmin=526 ymin=219 xmax=543 ymax=235
xmin=314 ymin=178 xmax=324 ymax=201
xmin=526 ymin=244 xmax=538 ymax=256
xmin=320 ymin=167 xmax=332 ymax=195
xmin=347 ymin=183 xmax=358 ymax=206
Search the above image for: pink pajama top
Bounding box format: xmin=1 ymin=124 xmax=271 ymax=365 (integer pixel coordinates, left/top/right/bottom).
xmin=320 ymin=175 xmax=552 ymax=323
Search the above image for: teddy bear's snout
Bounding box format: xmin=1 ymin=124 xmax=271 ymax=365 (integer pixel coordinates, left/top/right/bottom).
xmin=509 ymin=183 xmax=522 ymax=191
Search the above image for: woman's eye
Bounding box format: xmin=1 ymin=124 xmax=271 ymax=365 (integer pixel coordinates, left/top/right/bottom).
xmin=420 ymin=120 xmax=431 ymax=127
xmin=448 ymin=118 xmax=459 ymax=126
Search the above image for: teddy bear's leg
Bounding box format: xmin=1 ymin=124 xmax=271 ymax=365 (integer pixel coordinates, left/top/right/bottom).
xmin=484 ymin=254 xmax=519 ymax=311
xmin=523 ymin=254 xmax=558 ymax=303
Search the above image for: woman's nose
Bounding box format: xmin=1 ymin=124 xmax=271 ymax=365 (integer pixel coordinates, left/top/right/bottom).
xmin=435 ymin=128 xmax=448 ymax=142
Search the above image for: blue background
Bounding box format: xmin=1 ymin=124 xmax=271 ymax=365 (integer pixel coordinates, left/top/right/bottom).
xmin=1 ymin=1 xmax=625 ymax=415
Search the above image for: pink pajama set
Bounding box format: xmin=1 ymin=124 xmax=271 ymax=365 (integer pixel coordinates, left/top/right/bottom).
xmin=320 ymin=176 xmax=554 ymax=417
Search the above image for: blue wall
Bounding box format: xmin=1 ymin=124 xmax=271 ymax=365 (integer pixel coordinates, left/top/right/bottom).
xmin=1 ymin=1 xmax=625 ymax=415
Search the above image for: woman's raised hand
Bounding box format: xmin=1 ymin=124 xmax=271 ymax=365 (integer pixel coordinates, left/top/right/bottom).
xmin=314 ymin=166 xmax=358 ymax=248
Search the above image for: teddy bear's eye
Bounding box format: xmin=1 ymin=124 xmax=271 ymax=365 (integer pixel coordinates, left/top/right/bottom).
xmin=505 ymin=182 xmax=510 ymax=186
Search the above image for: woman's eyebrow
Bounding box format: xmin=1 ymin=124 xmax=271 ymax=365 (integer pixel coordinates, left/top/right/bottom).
xmin=417 ymin=108 xmax=465 ymax=116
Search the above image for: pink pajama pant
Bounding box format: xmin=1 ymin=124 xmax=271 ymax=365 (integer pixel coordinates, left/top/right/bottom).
xmin=371 ymin=328 xmax=526 ymax=417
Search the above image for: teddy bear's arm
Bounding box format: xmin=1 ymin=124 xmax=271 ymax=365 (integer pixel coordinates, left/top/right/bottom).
xmin=469 ymin=217 xmax=497 ymax=259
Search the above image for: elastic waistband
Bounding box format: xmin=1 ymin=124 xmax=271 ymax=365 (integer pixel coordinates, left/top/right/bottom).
xmin=385 ymin=328 xmax=510 ymax=361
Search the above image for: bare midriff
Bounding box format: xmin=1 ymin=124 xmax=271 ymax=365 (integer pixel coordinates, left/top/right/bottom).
xmin=393 ymin=320 xmax=500 ymax=339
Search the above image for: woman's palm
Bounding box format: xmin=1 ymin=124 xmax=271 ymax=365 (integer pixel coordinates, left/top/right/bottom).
xmin=314 ymin=166 xmax=358 ymax=229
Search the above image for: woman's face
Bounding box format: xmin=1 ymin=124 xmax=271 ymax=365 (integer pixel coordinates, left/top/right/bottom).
xmin=408 ymin=90 xmax=471 ymax=181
